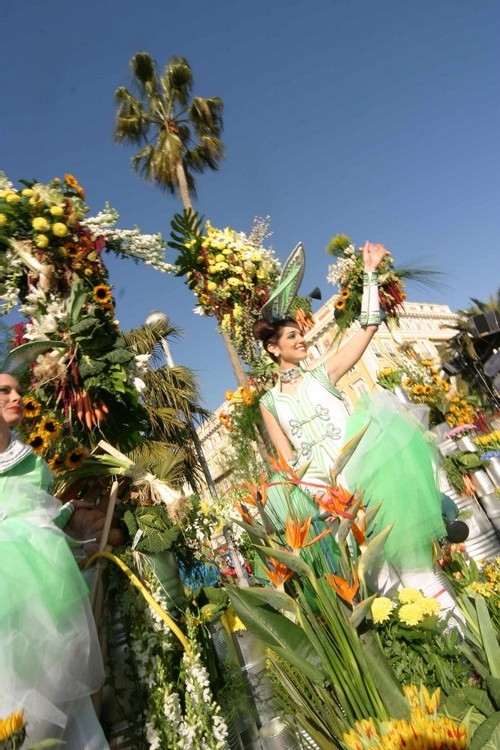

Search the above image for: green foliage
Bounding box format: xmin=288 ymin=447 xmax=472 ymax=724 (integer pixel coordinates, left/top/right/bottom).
xmin=123 ymin=505 xmax=181 ymax=554
xmin=326 ymin=233 xmax=352 ymax=256
xmin=168 ymin=210 xmax=204 ymax=276
xmin=442 ymin=451 xmax=490 ymax=493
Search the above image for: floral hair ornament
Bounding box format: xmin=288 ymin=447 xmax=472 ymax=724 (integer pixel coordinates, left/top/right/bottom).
xmin=0 ymin=340 xmax=67 ymax=375
xmin=260 ymin=242 xmax=305 ymax=323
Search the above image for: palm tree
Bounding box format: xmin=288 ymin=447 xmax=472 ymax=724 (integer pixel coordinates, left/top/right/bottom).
xmin=114 ymin=52 xmax=224 ymax=209
xmin=124 ymin=318 xmax=211 ymax=494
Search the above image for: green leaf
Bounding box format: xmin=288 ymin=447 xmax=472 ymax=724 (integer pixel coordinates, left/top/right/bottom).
xmin=469 ymin=711 xmax=500 ymax=750
xmin=104 ymin=348 xmax=135 ymax=365
xmin=255 ymin=545 xmax=314 ymax=579
xmin=227 ymin=587 xmax=326 ymax=683
xmin=357 ymin=524 xmax=394 ymax=588
xmin=360 ymin=631 xmax=410 ymax=720
xmin=476 ymin=595 xmax=500 ymax=677
xmin=235 ymin=585 xmax=297 ymax=613
xmin=350 ymin=594 xmax=377 ymax=629
xmin=487 ymin=676 xmax=500 ymax=711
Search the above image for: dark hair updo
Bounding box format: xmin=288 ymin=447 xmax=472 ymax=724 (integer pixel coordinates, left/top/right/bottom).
xmin=252 ymin=316 xmax=297 ymax=363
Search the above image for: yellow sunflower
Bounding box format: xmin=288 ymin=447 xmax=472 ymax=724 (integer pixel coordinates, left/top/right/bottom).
xmin=27 ymin=433 xmax=49 ymax=455
xmin=48 ymin=453 xmax=66 ymax=474
xmin=39 ymin=416 xmax=62 ymax=441
xmin=334 ymin=298 xmax=346 ymax=310
xmin=23 ymin=397 xmax=42 ymax=419
xmin=65 ymin=242 xmax=82 ymax=258
xmin=65 ymin=447 xmax=89 ymax=470
xmin=0 ymin=709 xmax=25 ymax=741
xmin=92 ymin=284 xmax=112 ymax=305
xmin=340 ymin=289 xmax=350 ymax=299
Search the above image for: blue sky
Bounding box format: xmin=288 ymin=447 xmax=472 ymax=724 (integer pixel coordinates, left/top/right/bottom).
xmin=1 ymin=0 xmax=499 ymax=410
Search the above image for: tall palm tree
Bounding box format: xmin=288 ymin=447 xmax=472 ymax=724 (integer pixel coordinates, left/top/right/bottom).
xmin=124 ymin=318 xmax=211 ymax=493
xmin=114 ymin=52 xmax=224 ymax=209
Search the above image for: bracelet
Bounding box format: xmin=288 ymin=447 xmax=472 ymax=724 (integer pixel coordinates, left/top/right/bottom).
xmin=359 ymin=272 xmax=381 ymax=326
xmin=362 ymin=271 xmax=378 ymax=285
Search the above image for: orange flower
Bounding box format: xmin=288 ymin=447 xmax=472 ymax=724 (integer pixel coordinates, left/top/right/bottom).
xmin=64 ymin=173 xmax=85 ymax=199
xmin=264 ymin=557 xmax=294 ymax=587
xmin=325 ymin=571 xmax=359 ymax=604
xmin=242 ymin=388 xmax=254 ymax=405
xmin=233 ymin=501 xmax=254 ymax=525
xmin=240 ymin=475 xmax=268 ymax=507
xmin=315 ymin=484 xmax=356 ymax=519
xmin=219 ymin=412 xmax=233 ymax=431
xmin=269 ymin=451 xmax=303 ymax=485
xmin=284 ymin=515 xmax=332 ymax=552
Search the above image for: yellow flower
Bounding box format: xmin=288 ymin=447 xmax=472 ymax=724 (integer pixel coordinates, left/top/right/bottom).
xmin=48 ymin=453 xmax=66 ymax=474
xmin=23 ymin=397 xmax=42 ymax=418
xmin=334 ymin=298 xmax=346 ymax=310
xmin=32 ymin=216 xmax=50 ymax=232
xmin=398 ymin=602 xmax=424 ymax=626
xmin=93 ymin=284 xmax=112 ymax=304
xmin=418 ymin=597 xmax=440 ymax=617
xmin=52 ymin=222 xmax=68 ymax=237
xmin=35 ymin=234 xmax=49 ymax=248
xmin=0 ymin=709 xmax=25 ymax=741
xmin=371 ymin=596 xmax=394 ymax=623
xmin=27 ymin=433 xmax=49 ymax=455
xmin=0 ymin=213 xmax=7 ymax=227
xmin=21 ymin=188 xmax=34 ymax=196
xmin=207 ymin=281 xmax=217 ymax=291
xmin=398 ymin=588 xmax=424 ymax=604
xmin=5 ymin=192 xmax=21 ymax=204
xmin=39 ymin=416 xmax=63 ymax=441
xmin=50 ymin=205 xmax=64 ymax=217
xmin=65 ymin=447 xmax=89 ymax=470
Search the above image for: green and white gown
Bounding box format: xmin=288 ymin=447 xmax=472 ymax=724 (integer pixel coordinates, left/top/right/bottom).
xmin=0 ymin=434 xmax=108 ymax=749
xmin=261 ymin=363 xmax=447 ymax=579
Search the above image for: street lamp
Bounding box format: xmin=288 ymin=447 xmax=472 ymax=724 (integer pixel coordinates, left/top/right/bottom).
xmin=145 ymin=310 xmax=175 ymax=368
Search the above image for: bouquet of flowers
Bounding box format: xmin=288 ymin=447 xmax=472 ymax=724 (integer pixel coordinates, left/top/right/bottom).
xmin=170 ymin=211 xmax=280 ymax=365
xmin=326 ymin=234 xmax=436 ymax=330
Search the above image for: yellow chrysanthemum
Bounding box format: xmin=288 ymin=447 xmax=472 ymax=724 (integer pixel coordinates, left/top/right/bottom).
xmin=92 ymin=284 xmax=112 ymax=305
xmin=35 ymin=233 xmax=49 ymax=248
xmin=5 ymin=192 xmax=21 ymax=204
xmin=398 ymin=602 xmax=424 ymax=626
xmin=398 ymin=588 xmax=424 ymax=604
xmin=371 ymin=596 xmax=394 ymax=624
xmin=32 ymin=216 xmax=50 ymax=232
xmin=52 ymin=222 xmax=68 ymax=237
xmin=0 ymin=213 xmax=7 ymax=228
xmin=418 ymin=597 xmax=440 ymax=617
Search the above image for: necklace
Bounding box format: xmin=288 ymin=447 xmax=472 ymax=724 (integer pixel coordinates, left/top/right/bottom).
xmin=279 ymin=366 xmax=302 ymax=384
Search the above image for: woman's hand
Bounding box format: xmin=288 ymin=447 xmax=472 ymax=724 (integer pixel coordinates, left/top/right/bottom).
xmin=361 ymin=241 xmax=389 ymax=272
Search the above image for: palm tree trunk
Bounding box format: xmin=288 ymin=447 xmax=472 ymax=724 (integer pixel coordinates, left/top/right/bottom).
xmin=221 ymin=331 xmax=247 ymax=387
xmin=176 ymin=161 xmax=192 ymax=210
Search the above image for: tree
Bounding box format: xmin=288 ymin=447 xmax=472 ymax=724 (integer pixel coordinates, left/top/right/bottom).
xmin=114 ymin=52 xmax=224 ymax=210
xmin=123 ymin=318 xmax=211 ymax=493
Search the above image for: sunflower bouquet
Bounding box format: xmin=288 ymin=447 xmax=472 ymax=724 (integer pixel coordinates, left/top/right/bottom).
xmin=326 ymin=234 xmax=436 ymax=331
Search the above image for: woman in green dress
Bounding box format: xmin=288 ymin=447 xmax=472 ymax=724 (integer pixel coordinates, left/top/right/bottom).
xmin=253 ymin=243 xmax=457 ymax=616
xmin=0 ymin=372 xmax=109 ymax=749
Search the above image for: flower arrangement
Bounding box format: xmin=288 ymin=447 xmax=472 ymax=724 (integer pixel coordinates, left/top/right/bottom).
xmin=446 ymin=424 xmax=478 ymax=441
xmin=343 ymin=685 xmax=467 ymax=750
xmin=326 ymin=235 xmax=410 ymax=330
xmin=169 ymin=211 xmax=280 ymax=365
xmin=0 ymin=710 xmax=25 ymax=749
xmin=0 ymin=172 xmax=176 ymax=462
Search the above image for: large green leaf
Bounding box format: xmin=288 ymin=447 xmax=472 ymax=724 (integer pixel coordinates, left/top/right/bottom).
xmin=235 ymin=585 xmax=297 ymax=613
xmin=350 ymin=594 xmax=377 ymax=629
xmin=360 ymin=631 xmax=410 ymax=720
xmin=469 ymin=711 xmax=500 ymax=750
xmin=357 ymin=524 xmax=393 ymax=588
xmin=227 ymin=587 xmax=326 ymax=683
xmin=255 ymin=545 xmax=314 ymax=579
xmin=476 ymin=595 xmax=500 ymax=678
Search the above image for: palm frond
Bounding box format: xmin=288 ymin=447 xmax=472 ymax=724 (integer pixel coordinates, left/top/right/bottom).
xmin=114 ymin=87 xmax=150 ymax=144
xmin=189 ymin=96 xmax=224 ymax=136
xmin=130 ymin=51 xmax=158 ymax=88
xmin=127 ymin=439 xmax=186 ymax=485
xmin=162 ymin=56 xmax=193 ymax=107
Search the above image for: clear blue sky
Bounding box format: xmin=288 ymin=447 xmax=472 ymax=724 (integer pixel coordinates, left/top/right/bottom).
xmin=1 ymin=0 xmax=499 ymax=410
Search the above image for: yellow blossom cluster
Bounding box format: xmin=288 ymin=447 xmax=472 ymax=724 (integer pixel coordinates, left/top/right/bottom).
xmin=371 ymin=589 xmax=440 ymax=627
xmin=445 ymin=396 xmax=477 ymax=427
xmin=343 ymin=685 xmax=467 ymax=750
xmin=474 ymin=430 xmax=500 ymax=451
xmin=185 ymin=221 xmax=279 ymax=364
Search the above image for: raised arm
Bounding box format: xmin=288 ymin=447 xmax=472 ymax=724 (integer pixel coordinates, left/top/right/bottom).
xmin=326 ymin=242 xmax=389 ymax=386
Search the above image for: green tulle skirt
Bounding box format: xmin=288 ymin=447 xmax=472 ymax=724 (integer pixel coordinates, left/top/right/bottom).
xmin=263 ymin=391 xmax=445 ymax=575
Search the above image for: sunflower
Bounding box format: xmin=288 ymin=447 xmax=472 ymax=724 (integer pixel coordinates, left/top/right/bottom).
xmin=65 ymin=242 xmax=81 ymax=258
xmin=39 ymin=416 xmax=62 ymax=441
xmin=23 ymin=397 xmax=42 ymax=419
xmin=340 ymin=289 xmax=350 ymax=299
xmin=65 ymin=447 xmax=89 ymax=470
xmin=92 ymin=284 xmax=112 ymax=305
xmin=334 ymin=298 xmax=346 ymax=310
xmin=27 ymin=433 xmax=49 ymax=455
xmin=412 ymin=385 xmax=425 ymax=396
xmin=48 ymin=453 xmax=66 ymax=473
xmin=64 ymin=173 xmax=85 ymax=199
